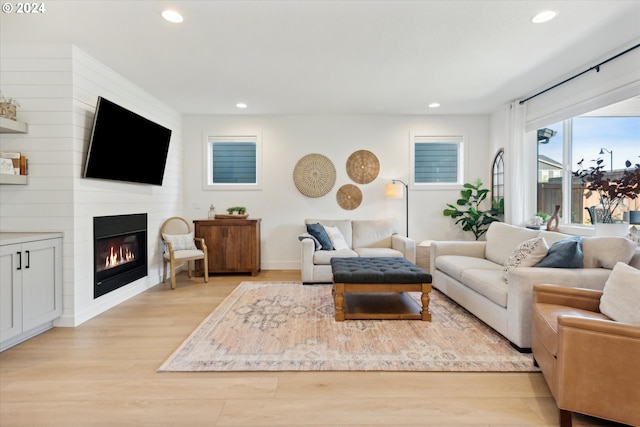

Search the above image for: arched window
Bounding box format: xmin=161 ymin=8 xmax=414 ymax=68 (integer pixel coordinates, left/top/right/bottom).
xmin=491 ymin=149 xmax=504 ymax=212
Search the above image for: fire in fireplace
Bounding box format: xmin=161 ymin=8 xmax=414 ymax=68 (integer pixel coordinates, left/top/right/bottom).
xmin=93 ymin=214 xmax=147 ymax=298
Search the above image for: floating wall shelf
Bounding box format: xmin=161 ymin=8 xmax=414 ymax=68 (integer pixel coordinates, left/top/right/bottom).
xmin=0 ymin=117 xmax=28 ymax=134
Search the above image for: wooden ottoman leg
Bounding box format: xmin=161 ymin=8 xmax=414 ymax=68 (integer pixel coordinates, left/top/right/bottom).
xmin=421 ymin=283 xmax=432 ymax=321
xmin=333 ymin=283 xmax=345 ymax=321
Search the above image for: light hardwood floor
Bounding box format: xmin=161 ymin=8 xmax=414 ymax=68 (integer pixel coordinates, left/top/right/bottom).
xmin=0 ymin=270 xmax=628 ymax=427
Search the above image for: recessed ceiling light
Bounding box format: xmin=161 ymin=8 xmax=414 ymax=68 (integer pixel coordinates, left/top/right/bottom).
xmin=236 ymin=103 xmax=247 ymax=109
xmin=161 ymin=10 xmax=183 ymax=23
xmin=531 ymin=10 xmax=557 ymax=24
xmin=429 ymin=103 xmax=440 ymax=108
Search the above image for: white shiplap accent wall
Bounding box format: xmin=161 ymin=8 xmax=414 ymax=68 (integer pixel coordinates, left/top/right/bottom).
xmin=0 ymin=44 xmax=183 ymax=326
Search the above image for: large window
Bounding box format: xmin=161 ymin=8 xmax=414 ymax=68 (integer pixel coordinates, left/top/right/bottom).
xmin=537 ymin=100 xmax=639 ymax=225
xmin=411 ymin=134 xmax=464 ymax=187
xmin=204 ymin=133 xmax=262 ymax=190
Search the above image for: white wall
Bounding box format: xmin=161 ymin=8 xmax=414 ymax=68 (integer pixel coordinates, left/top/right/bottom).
xmin=183 ymin=114 xmax=491 ymax=270
xmin=0 ymin=44 xmax=183 ymax=326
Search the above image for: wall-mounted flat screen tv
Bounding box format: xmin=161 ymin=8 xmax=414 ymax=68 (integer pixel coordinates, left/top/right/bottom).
xmin=83 ymin=97 xmax=172 ymax=186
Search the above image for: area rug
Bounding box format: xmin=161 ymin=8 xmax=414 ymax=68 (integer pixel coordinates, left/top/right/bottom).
xmin=158 ymin=282 xmax=538 ymax=372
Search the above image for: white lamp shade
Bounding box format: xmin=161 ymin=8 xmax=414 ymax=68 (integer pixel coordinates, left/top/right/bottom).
xmin=385 ymin=182 xmax=404 ymax=198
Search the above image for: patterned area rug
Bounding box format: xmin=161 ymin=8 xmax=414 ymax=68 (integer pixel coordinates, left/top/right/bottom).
xmin=158 ymin=282 xmax=538 ymax=372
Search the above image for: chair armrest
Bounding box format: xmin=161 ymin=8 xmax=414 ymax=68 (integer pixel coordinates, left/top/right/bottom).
xmin=391 ymin=235 xmax=416 ymax=263
xmin=194 ymin=237 xmax=207 ymax=251
xmin=559 ymin=315 xmax=640 ymax=338
xmin=534 ymin=283 xmax=603 ymax=312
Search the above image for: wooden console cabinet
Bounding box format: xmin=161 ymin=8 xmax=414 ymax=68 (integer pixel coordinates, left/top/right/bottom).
xmin=193 ymin=218 xmax=261 ymax=276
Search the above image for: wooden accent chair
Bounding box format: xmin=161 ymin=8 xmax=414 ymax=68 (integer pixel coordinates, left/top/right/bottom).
xmin=531 ymin=283 xmax=640 ymax=427
xmin=160 ymin=217 xmax=208 ymax=289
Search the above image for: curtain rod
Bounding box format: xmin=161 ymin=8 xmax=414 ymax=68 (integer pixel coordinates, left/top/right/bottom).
xmin=519 ymin=43 xmax=640 ymax=105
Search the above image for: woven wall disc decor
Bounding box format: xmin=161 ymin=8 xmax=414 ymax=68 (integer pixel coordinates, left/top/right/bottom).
xmin=336 ymin=184 xmax=362 ymax=210
xmin=346 ymin=150 xmax=380 ymax=184
xmin=293 ymin=153 xmax=337 ymax=198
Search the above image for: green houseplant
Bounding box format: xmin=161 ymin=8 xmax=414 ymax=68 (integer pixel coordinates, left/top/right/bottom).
xmin=443 ymin=178 xmax=501 ymax=240
xmin=574 ymin=158 xmax=640 ymax=223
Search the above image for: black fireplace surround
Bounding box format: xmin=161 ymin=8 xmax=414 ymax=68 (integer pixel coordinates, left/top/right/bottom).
xmin=93 ymin=214 xmax=147 ymax=298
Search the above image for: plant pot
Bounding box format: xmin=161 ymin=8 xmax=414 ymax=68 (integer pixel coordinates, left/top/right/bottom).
xmin=629 ymin=211 xmax=640 ymax=225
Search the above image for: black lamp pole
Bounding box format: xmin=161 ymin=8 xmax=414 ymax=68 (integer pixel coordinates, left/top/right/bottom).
xmin=392 ymin=179 xmax=409 ymax=237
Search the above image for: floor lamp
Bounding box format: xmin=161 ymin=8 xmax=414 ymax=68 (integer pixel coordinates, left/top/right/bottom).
xmin=385 ymin=179 xmax=408 ymax=237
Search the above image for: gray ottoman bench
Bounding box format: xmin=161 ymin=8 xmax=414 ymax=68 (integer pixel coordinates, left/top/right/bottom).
xmin=330 ymin=257 xmax=432 ymax=321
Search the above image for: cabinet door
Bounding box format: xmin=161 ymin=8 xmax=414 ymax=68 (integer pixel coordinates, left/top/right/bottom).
xmin=222 ymin=224 xmax=254 ymax=271
xmin=0 ymin=244 xmax=22 ymax=342
xmin=21 ymin=238 xmax=62 ymax=331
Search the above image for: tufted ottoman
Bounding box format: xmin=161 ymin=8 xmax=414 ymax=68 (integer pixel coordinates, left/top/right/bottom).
xmin=330 ymin=257 xmax=432 ymax=321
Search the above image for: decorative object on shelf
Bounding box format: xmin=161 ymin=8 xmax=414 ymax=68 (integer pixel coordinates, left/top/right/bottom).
xmin=215 ymin=214 xmax=249 ymax=219
xmin=526 ymin=215 xmax=545 ymax=230
xmin=385 ymin=179 xmax=409 ymax=237
xmin=208 ymin=205 xmax=216 ymax=218
xmin=442 ymin=178 xmax=501 ymax=240
xmin=574 ymin=157 xmax=639 ymax=224
xmin=217 ymin=206 xmax=248 ymax=218
xmin=336 ymin=184 xmax=362 ymax=210
xmin=546 ymin=205 xmax=560 ymax=232
xmin=293 ymin=153 xmax=336 ymax=197
xmin=346 ymin=149 xmax=379 ymax=184
xmin=0 ymin=92 xmax=19 ymax=121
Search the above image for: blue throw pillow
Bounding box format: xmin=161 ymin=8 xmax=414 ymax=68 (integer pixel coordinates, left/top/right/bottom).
xmin=535 ymin=235 xmax=583 ymax=268
xmin=306 ymin=223 xmax=334 ymax=250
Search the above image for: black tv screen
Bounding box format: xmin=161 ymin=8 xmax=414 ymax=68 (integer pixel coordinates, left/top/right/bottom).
xmin=84 ymin=97 xmax=172 ymax=186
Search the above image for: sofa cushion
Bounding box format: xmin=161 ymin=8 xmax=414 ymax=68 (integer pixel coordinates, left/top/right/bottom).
xmin=535 ymin=235 xmax=583 ymax=268
xmin=323 ymin=225 xmax=350 ymax=250
xmin=306 ymin=223 xmax=334 ymax=250
xmin=485 ymin=222 xmax=540 ymax=265
xmin=435 ymin=255 xmax=502 ymax=282
xmin=312 ymin=249 xmax=358 ymax=265
xmin=354 ymin=247 xmax=404 ymax=258
xmin=352 ymin=218 xmax=397 ymax=249
xmin=305 ymin=219 xmax=353 ymax=248
xmin=581 ymin=236 xmax=636 ymax=269
xmin=503 ymin=237 xmax=548 ymax=282
xmin=460 ymin=269 xmax=508 ymax=307
xmin=599 ymin=262 xmax=640 ymax=325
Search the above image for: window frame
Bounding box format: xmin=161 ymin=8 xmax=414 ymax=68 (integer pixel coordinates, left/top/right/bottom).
xmin=202 ymin=132 xmax=262 ymax=190
xmin=410 ymin=133 xmax=465 ymax=190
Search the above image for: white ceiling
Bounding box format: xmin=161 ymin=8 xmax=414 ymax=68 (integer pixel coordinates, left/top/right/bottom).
xmin=1 ymin=0 xmax=639 ymax=115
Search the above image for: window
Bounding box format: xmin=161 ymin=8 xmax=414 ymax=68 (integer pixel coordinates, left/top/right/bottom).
xmin=537 ymin=99 xmax=639 ymax=225
xmin=411 ymin=134 xmax=464 ymax=187
xmin=203 ymin=133 xmax=262 ymax=190
xmin=491 ymin=149 xmax=504 ymax=207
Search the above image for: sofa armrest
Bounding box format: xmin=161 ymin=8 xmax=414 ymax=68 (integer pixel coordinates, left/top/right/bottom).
xmin=507 ymin=267 xmax=611 ymax=348
xmin=391 ymin=234 xmax=416 ymax=263
xmin=300 ymin=238 xmax=316 ymax=283
xmin=533 ymin=283 xmax=602 ymax=312
xmin=430 ymin=241 xmax=486 ymax=273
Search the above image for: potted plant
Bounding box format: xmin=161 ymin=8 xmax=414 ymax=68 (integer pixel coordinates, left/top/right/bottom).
xmin=574 ymin=158 xmax=639 ymax=225
xmin=443 ymin=178 xmax=501 ymax=240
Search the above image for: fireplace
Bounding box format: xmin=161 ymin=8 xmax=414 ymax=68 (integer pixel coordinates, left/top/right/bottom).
xmin=93 ymin=214 xmax=147 ymax=298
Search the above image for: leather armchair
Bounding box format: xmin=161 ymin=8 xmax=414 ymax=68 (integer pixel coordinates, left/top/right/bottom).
xmin=531 ymin=283 xmax=640 ymax=427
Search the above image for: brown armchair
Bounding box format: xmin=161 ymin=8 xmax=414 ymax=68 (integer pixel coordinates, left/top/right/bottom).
xmin=532 ymin=283 xmax=640 ymax=427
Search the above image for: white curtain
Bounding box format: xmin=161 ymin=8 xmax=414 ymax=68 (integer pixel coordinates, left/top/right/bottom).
xmin=504 ymin=101 xmax=528 ymax=226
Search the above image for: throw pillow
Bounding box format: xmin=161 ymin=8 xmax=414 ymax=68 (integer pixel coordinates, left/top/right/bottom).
xmin=503 ymin=237 xmax=548 ymax=282
xmin=306 ymin=223 xmax=334 ymax=250
xmin=599 ymin=262 xmax=640 ymax=325
xmin=298 ymin=233 xmax=321 ymax=250
xmin=323 ymin=225 xmax=350 ymax=250
xmin=162 ymin=232 xmax=197 ymax=251
xmin=535 ymin=235 xmax=583 ymax=268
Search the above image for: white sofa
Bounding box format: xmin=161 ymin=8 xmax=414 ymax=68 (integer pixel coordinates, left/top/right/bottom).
xmin=430 ymin=222 xmax=639 ymax=350
xmin=300 ymin=218 xmax=416 ymax=283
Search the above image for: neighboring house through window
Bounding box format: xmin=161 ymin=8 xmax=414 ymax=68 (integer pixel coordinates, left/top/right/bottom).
xmin=204 ymin=133 xmax=262 ymax=190
xmin=411 ymin=134 xmax=464 ymax=188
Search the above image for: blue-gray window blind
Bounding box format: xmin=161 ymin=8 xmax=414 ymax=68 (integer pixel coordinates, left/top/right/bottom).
xmin=414 ymin=141 xmax=459 ymax=183
xmin=210 ymin=141 xmax=256 ymax=184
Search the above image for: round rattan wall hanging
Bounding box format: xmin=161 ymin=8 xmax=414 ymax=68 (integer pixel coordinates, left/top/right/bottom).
xmin=293 ymin=153 xmax=336 ymax=198
xmin=336 ymin=184 xmax=362 ymax=210
xmin=346 ymin=149 xmax=380 ymax=184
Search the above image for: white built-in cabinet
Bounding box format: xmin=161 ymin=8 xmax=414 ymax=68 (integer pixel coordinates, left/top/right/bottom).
xmin=0 ymin=232 xmax=62 ymax=351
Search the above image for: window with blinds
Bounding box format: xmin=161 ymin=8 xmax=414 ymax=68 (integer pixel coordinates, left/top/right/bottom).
xmin=204 ymin=134 xmax=262 ymax=189
xmin=411 ymin=135 xmax=463 ymax=185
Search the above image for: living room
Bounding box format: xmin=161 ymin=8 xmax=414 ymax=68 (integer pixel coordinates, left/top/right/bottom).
xmin=0 ymin=2 xmax=639 ymax=425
